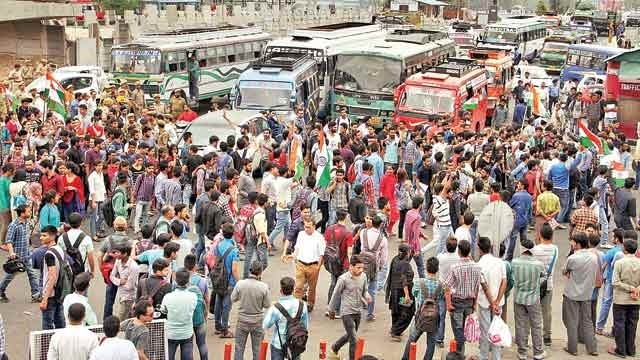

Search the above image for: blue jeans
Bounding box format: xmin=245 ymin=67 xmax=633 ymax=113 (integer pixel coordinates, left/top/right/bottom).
xmin=183 ymin=184 xmax=193 ymax=207
xmin=599 ymin=206 xmax=609 ymax=245
xmin=436 ymin=298 xmax=446 ymax=344
xmin=377 ymin=263 xmax=388 ymax=292
xmin=328 ymin=272 xmax=344 ymax=308
xmin=470 ymin=220 xmax=478 ymax=259
xmin=89 ymin=201 xmax=104 ymax=237
xmin=103 ymin=283 xmax=117 ymax=320
xmin=134 ymin=200 xmax=151 ymax=233
xmin=194 ymin=324 xmax=208 ymax=360
xmin=402 ymin=323 xmax=436 ymax=360
xmin=478 ymin=307 xmax=502 ymax=360
xmin=234 ymin=320 xmax=264 ymax=360
xmin=42 ymin=297 xmax=65 ymax=330
xmin=553 ymin=188 xmax=570 ymax=223
xmin=450 ymin=298 xmax=474 ymax=355
xmin=413 ymin=253 xmax=425 ymax=278
xmin=596 ymin=280 xmax=614 ymax=331
xmin=0 ymin=256 xmax=40 ymax=297
xmin=367 ymin=271 xmax=379 ymax=317
xmin=506 ymin=224 xmax=527 ymax=262
xmin=195 ymin=225 xmax=205 ymax=266
xmin=214 ymin=292 xmax=232 ymax=332
xmin=266 ymin=206 xmax=276 ymax=235
xmin=268 ymin=210 xmax=290 ymax=247
xmin=243 ymin=241 xmax=267 ymax=279
xmin=168 ymin=337 xmax=194 ymax=360
xmin=424 ymin=225 xmax=452 ymax=255
xmin=270 ymin=347 xmax=299 ymax=360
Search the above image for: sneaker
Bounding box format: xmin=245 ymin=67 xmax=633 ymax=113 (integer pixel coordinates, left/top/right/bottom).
xmin=208 ymin=313 xmax=215 ymax=320
xmin=366 ymin=314 xmax=376 ymax=322
xmin=557 ymin=224 xmax=567 ymax=230
xmin=533 ymin=351 xmax=547 ymax=360
xmin=544 ymin=337 xmax=552 ymax=346
xmin=436 ymin=342 xmax=444 ymax=348
xmin=328 ymin=351 xmax=341 ymax=360
xmin=0 ymin=293 xmax=8 ymax=303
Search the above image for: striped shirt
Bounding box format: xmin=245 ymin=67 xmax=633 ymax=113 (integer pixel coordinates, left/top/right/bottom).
xmin=362 ymin=175 xmax=375 ymax=208
xmin=6 ymin=219 xmax=30 ymax=259
xmin=444 ymin=257 xmax=482 ymax=300
xmin=402 ymin=140 xmax=418 ymax=165
xmin=134 ymin=174 xmax=155 ymax=202
xmin=530 ymin=243 xmax=559 ymax=290
xmin=412 ymin=277 xmax=442 ymax=308
xmin=511 ymin=254 xmax=545 ymax=305
xmin=330 ymin=182 xmax=349 ymax=210
xmin=154 ymin=172 xmax=168 ymax=206
xmin=432 ymin=195 xmax=451 ymax=226
xmin=163 ymin=179 xmax=182 ymax=207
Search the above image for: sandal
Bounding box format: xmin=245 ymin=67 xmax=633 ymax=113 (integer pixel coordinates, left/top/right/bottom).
xmin=219 ymin=331 xmax=234 ymax=338
xmin=608 ymin=347 xmax=626 ymax=358
xmin=563 ymin=348 xmax=578 ymax=356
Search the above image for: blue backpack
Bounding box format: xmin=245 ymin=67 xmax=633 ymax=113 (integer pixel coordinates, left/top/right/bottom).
xmin=188 ymin=274 xmax=207 ymax=327
xmin=11 ymin=183 xmax=28 ymax=208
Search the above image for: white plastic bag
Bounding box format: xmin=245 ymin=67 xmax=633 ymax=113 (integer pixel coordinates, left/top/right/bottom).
xmin=464 ymin=313 xmax=480 ymax=343
xmin=488 ymin=315 xmax=512 ymax=347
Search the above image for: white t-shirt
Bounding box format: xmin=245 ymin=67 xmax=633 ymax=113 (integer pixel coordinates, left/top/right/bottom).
xmin=294 ymin=231 xmax=326 ymax=264
xmin=477 ymin=254 xmax=507 ymax=308
xmin=454 ymin=226 xmax=472 ymax=244
xmin=174 ymin=238 xmax=193 ymax=269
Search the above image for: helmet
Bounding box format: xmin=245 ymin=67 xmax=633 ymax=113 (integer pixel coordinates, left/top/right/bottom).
xmin=3 ymin=258 xmax=26 ymax=274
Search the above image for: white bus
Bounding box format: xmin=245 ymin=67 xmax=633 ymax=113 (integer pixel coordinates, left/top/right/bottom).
xmin=482 ymin=16 xmax=547 ymax=62
xmin=264 ymin=22 xmax=395 ymax=110
xmin=110 ymin=25 xmax=272 ymax=103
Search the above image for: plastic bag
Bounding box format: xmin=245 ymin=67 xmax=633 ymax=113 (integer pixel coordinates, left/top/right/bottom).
xmin=488 ymin=315 xmax=512 ymax=347
xmin=464 ymin=313 xmax=480 ymax=343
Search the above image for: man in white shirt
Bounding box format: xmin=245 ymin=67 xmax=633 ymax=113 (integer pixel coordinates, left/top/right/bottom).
xmin=477 ymin=236 xmax=507 ymax=360
xmin=267 ymin=166 xmax=294 ymax=252
xmin=89 ymin=316 xmax=138 ymax=360
xmin=47 ymin=303 xmax=99 ymax=360
xmin=109 ymin=243 xmax=140 ymax=322
xmin=435 ymin=237 xmax=461 ymax=346
xmin=58 ymin=212 xmax=96 ymax=275
xmin=62 ymin=273 xmax=98 ymax=326
xmin=285 ymin=219 xmax=326 ymax=312
xmin=88 ymin=161 xmax=107 ymax=239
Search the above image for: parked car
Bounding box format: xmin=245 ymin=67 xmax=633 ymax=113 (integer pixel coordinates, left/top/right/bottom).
xmin=514 ymin=65 xmax=554 ymax=89
xmin=55 ymin=66 xmax=110 ymax=90
xmin=26 ymin=71 xmax=103 ymax=101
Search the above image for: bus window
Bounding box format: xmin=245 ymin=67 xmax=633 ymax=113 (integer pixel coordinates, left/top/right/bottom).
xmin=296 ymin=85 xmax=303 ymax=105
xmin=228 ymin=54 xmax=236 ymax=63
xmin=169 ymin=63 xmax=178 ymax=72
xmin=466 ymin=84 xmax=474 ymax=100
xmin=179 ymin=62 xmax=187 ymax=71
xmin=199 ymin=59 xmax=207 ymax=67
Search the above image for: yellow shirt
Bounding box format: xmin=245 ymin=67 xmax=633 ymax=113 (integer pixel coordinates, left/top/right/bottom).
xmin=536 ymin=191 xmax=560 ymax=217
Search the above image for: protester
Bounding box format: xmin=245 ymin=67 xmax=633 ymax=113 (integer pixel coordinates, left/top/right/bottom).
xmin=47 ymin=303 xmax=99 ymax=360
xmin=609 ymin=239 xmax=640 ymax=358
xmin=89 ymin=316 xmax=138 ymax=360
xmin=161 ymin=268 xmax=197 ymax=360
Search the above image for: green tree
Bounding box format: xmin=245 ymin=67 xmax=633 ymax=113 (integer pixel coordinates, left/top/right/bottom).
xmin=535 ymin=0 xmax=548 ymax=15
xmin=99 ymin=0 xmax=139 ymax=14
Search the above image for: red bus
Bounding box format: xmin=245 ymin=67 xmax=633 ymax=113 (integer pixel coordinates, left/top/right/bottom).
xmin=468 ymin=47 xmax=513 ymax=120
xmin=393 ymin=58 xmax=489 ymax=132
xmin=605 ymin=48 xmax=639 ymax=139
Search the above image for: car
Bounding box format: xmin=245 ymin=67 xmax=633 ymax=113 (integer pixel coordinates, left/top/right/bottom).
xmin=26 ymin=72 xmax=102 ymax=100
xmin=577 ymin=74 xmax=605 ymax=93
xmin=514 ymin=65 xmax=554 ymax=89
xmin=178 ymin=110 xmax=270 ymax=159
xmin=54 ymin=66 xmax=110 ymax=90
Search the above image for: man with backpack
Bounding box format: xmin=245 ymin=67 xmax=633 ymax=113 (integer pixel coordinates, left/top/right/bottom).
xmin=39 ymin=225 xmax=73 ymax=330
xmin=161 ymin=268 xmax=197 ymax=360
xmin=263 ymin=276 xmax=309 ymax=360
xmin=58 ymin=212 xmax=95 ymax=278
xmin=358 ymin=214 xmax=388 ymax=322
xmin=211 ymin=223 xmax=240 ymax=339
xmin=185 ymin=254 xmax=209 ymax=360
xmin=0 ymin=204 xmax=40 ymax=303
xmin=324 ymin=209 xmax=353 ymax=316
xmin=136 ymin=258 xmax=173 ymax=314
xmin=327 ymin=255 xmax=370 ymax=360
xmin=401 ymin=257 xmax=442 ymax=360
xmin=232 ymin=260 xmax=271 ymax=360
xmin=243 ymin=193 xmax=269 ymax=279
xmin=97 ymin=216 xmax=133 ymax=319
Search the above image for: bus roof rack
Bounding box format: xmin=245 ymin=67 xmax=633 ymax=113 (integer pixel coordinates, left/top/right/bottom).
xmin=251 ymin=52 xmax=313 ymax=71
xmin=430 ymin=58 xmax=482 ymax=77
xmin=386 ymin=29 xmax=447 ymax=44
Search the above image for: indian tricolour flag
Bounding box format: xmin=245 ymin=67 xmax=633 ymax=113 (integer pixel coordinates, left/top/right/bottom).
xmin=531 ymin=86 xmax=547 ymax=117
xmin=44 ymin=71 xmax=67 ymax=120
xmin=611 ymin=161 xmax=629 ymax=188
xmin=315 ymin=129 xmax=331 ymax=189
xmin=578 ymin=120 xmax=611 ymax=155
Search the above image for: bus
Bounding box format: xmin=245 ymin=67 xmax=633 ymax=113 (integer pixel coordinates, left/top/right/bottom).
xmin=448 ymin=22 xmax=481 ymax=56
xmin=110 ymin=26 xmax=272 ymax=104
xmin=331 ymin=29 xmax=456 ymax=127
xmin=560 ymin=44 xmax=626 ymax=82
xmin=394 ymin=58 xmax=489 ymax=132
xmin=468 ymin=47 xmax=513 ymax=120
xmin=538 ymin=31 xmax=577 ymax=74
xmin=570 ymin=10 xmax=597 ymax=43
xmin=540 ymin=12 xmax=562 ymax=31
xmin=230 ymin=53 xmax=321 ymax=115
xmin=264 ymin=22 xmax=392 ymax=111
xmin=482 ymin=16 xmax=547 ymax=62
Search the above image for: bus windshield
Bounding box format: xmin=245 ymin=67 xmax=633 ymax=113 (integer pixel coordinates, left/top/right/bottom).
xmin=484 ymin=31 xmax=518 ymax=43
xmin=543 ymin=42 xmax=569 ymax=53
xmin=237 ymin=81 xmax=292 ymax=109
xmin=112 ymin=48 xmax=162 ymax=74
xmin=334 ymin=55 xmax=402 ymax=93
xmin=566 ymin=50 xmax=606 ymax=70
xmin=399 ymin=86 xmax=455 ymax=114
xmin=450 ymin=33 xmax=476 ymax=47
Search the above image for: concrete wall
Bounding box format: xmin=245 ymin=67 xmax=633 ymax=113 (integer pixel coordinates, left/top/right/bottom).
xmin=0 ymin=21 xmax=66 ymax=65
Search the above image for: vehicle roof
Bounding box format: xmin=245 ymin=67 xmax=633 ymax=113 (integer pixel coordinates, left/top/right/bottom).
xmin=184 ymin=110 xmax=266 ymax=146
xmin=265 ymin=29 xmax=388 ymax=55
xmin=567 ymin=43 xmax=626 ymax=54
xmin=289 ymin=23 xmax=385 ymax=40
xmin=238 ymin=58 xmax=317 ymax=83
xmin=55 ymin=65 xmax=103 ymax=73
xmin=486 ymin=17 xmax=545 ymax=29
xmin=335 ymin=37 xmax=454 ymax=59
xmin=404 ymin=66 xmax=487 ymax=87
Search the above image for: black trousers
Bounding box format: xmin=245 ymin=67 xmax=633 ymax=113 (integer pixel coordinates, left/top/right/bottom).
xmin=613 ymin=303 xmax=639 ymax=356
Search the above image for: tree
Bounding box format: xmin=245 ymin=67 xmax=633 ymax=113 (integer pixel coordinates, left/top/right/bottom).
xmin=99 ymin=0 xmax=139 ymax=14
xmin=535 ymin=0 xmax=548 ymax=15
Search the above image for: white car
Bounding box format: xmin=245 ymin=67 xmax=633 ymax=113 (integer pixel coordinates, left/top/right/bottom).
xmin=54 ymin=66 xmax=110 ymax=90
xmin=514 ymin=65 xmax=554 ymax=89
xmin=26 ymin=72 xmax=102 ymax=100
xmin=577 ymin=74 xmax=605 ymax=94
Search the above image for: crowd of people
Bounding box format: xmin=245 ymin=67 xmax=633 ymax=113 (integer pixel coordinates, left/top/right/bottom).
xmin=0 ymin=61 xmax=638 ymax=360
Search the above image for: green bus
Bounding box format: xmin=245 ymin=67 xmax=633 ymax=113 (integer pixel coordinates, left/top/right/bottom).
xmin=538 ymin=31 xmax=577 ymax=74
xmin=331 ymin=29 xmax=455 ymax=127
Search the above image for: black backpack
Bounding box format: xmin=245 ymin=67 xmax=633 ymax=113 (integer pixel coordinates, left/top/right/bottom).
xmin=209 ymin=245 xmax=234 ymax=295
xmin=274 ymin=301 xmax=308 ymax=359
xmin=102 ymin=188 xmax=124 ymax=228
xmin=324 ymin=224 xmax=346 ymax=276
xmin=61 ymin=233 xmax=86 ymax=277
xmin=360 ymin=230 xmax=383 ymax=281
xmin=415 ymin=282 xmax=441 ymax=333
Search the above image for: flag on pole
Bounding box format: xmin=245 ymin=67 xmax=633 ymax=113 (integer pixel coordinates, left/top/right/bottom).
xmin=315 ymin=130 xmax=332 ymax=189
xmin=578 ymin=120 xmax=611 ymax=154
xmin=44 ymin=71 xmax=67 ymax=120
xmin=611 ymin=161 xmax=629 ymax=188
xmin=531 ymin=86 xmax=546 ymax=117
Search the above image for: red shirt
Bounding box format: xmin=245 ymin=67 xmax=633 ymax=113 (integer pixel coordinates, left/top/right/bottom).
xmin=5 ymin=120 xmax=19 ymax=138
xmin=87 ymin=124 xmax=105 ymax=138
xmin=489 ymin=193 xmax=501 ymax=202
xmin=41 ymin=173 xmax=64 ymax=195
xmin=178 ymin=109 xmax=198 ymax=122
xmin=324 ymin=223 xmax=354 ymax=270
